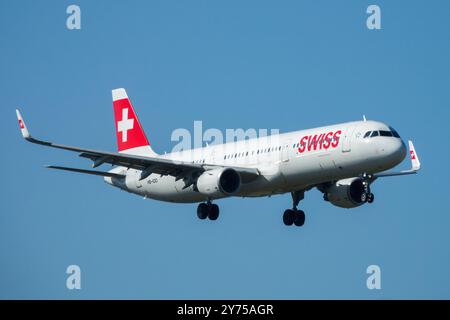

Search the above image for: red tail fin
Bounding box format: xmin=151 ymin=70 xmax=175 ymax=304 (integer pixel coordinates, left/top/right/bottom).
xmin=112 ymin=88 xmax=156 ymax=156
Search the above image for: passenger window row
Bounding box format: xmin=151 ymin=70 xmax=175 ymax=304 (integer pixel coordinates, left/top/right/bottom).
xmin=199 ymin=136 xmax=343 ymax=163
xmin=223 ymin=145 xmax=287 ymax=160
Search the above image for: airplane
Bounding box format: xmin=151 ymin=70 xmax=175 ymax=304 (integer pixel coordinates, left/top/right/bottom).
xmin=16 ymin=88 xmax=421 ymax=227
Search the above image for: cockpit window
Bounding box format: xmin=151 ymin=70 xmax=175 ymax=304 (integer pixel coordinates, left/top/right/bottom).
xmin=389 ymin=126 xmax=400 ymax=138
xmin=366 ymin=128 xmax=401 ymax=139
xmin=379 ymin=130 xmax=393 ymax=137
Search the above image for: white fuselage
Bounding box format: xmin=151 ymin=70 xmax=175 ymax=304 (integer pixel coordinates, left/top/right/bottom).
xmin=104 ymin=120 xmax=406 ymax=203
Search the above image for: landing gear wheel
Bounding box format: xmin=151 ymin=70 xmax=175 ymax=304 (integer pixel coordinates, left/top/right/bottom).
xmin=283 ymin=209 xmax=294 ymax=226
xmin=293 ymin=210 xmax=305 ymax=227
xmin=367 ymin=193 xmax=374 ymax=203
xmin=208 ymin=204 xmax=220 ymax=220
xmin=197 ymin=203 xmax=208 ymax=220
xmin=361 ymin=192 xmax=367 ymax=203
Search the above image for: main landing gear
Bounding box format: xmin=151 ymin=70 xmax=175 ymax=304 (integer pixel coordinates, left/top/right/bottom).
xmin=197 ymin=201 xmax=220 ymax=221
xmin=361 ymin=192 xmax=375 ymax=204
xmin=361 ymin=173 xmax=375 ymax=204
xmin=283 ymin=191 xmax=306 ymax=227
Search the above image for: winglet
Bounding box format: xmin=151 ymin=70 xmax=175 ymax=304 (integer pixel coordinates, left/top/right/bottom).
xmin=16 ymin=109 xmax=31 ymax=139
xmin=408 ymin=140 xmax=420 ymax=171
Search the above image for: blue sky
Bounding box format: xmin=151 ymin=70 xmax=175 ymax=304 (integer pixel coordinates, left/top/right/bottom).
xmin=1 ymin=0 xmax=449 ymax=299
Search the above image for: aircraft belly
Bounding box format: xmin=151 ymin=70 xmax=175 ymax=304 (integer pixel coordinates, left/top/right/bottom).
xmin=121 ymin=171 xmax=206 ymax=203
xmin=236 ymin=164 xmax=286 ymax=197
xmin=280 ymin=151 xmax=354 ymax=189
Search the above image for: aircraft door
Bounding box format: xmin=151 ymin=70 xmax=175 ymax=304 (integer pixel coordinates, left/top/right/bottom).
xmin=281 ymin=139 xmax=291 ymax=162
xmin=341 ymin=125 xmax=356 ymax=153
xmin=209 ymin=148 xmax=216 ymax=164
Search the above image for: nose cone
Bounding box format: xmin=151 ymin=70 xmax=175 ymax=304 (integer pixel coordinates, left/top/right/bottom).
xmin=390 ymin=139 xmax=407 ymax=165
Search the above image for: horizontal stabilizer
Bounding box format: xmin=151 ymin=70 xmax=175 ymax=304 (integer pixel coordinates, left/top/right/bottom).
xmin=46 ymin=166 xmax=125 ymax=178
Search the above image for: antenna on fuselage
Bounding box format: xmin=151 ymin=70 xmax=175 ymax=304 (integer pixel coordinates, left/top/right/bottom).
xmin=363 ymin=115 xmax=367 ymax=121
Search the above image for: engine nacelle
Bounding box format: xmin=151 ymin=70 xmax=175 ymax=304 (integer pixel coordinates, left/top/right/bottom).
xmin=325 ymin=177 xmax=366 ymax=208
xmin=196 ymin=168 xmax=241 ymax=197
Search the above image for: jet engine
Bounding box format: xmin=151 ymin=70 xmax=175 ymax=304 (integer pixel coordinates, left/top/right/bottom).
xmin=196 ymin=168 xmax=241 ymax=197
xmin=323 ymin=177 xmax=367 ymax=208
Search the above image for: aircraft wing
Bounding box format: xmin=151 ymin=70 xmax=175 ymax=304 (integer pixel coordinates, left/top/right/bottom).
xmin=16 ymin=109 xmax=260 ymax=182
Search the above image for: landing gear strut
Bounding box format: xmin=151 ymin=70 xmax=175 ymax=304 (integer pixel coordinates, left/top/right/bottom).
xmin=197 ymin=201 xmax=220 ymax=221
xmin=283 ymin=191 xmax=306 ymax=227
